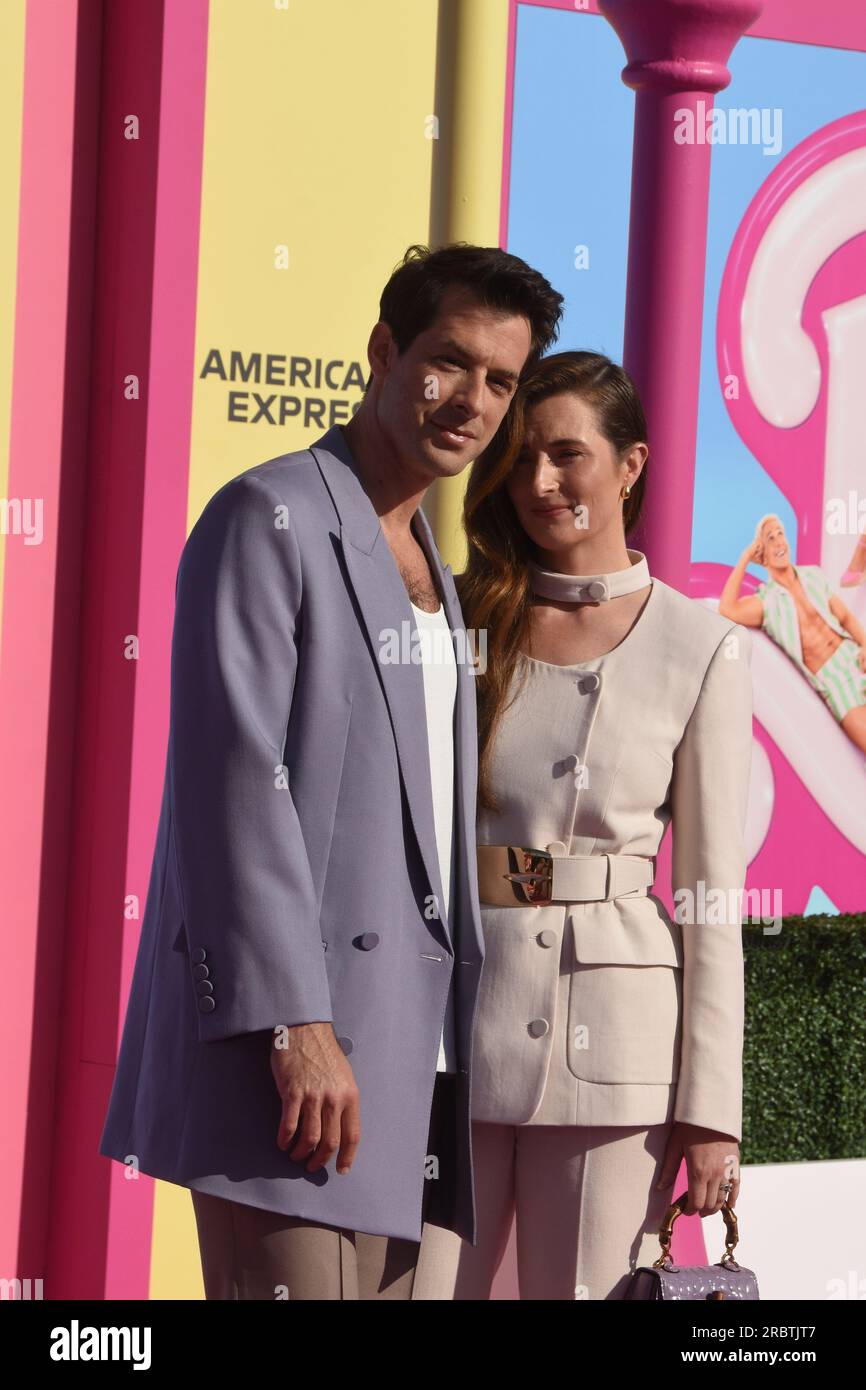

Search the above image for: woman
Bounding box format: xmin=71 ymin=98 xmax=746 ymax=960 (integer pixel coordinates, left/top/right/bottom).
xmin=415 ymin=351 xmax=754 ymax=1300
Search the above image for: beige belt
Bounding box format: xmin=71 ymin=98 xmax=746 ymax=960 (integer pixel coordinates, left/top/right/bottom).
xmin=477 ymin=844 xmax=654 ymax=907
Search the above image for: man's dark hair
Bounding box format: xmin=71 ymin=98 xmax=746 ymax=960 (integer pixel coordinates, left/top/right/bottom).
xmin=377 ymin=242 xmax=564 ymax=374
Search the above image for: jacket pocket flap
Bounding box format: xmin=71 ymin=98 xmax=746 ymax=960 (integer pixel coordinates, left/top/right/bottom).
xmin=570 ymin=902 xmax=683 ymax=967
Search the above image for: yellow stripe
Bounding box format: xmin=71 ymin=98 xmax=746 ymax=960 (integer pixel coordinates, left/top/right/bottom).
xmin=187 ymin=0 xmax=440 ymax=528
xmin=149 ymin=1182 xmax=205 ymax=1300
xmin=428 ymin=0 xmax=510 ymax=571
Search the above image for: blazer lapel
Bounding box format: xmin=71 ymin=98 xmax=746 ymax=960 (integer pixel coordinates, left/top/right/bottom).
xmin=310 ymin=427 xmax=452 ymax=948
xmin=413 ymin=505 xmax=485 ymax=962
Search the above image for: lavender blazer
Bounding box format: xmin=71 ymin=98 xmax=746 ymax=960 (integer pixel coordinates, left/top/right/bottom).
xmin=98 ymin=424 xmax=485 ymax=1244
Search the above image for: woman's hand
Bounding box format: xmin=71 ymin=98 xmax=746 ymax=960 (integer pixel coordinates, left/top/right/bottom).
xmin=656 ymin=1121 xmax=740 ymax=1216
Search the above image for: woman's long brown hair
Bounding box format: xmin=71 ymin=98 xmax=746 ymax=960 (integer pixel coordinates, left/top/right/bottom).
xmin=457 ymin=350 xmax=649 ymax=813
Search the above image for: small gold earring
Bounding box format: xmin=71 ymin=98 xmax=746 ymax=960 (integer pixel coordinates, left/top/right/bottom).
xmin=621 ymin=483 xmax=631 ymax=500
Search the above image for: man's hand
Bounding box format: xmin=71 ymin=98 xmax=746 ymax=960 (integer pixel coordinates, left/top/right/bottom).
xmin=270 ymin=1022 xmax=360 ymax=1175
xmin=655 ymin=1122 xmax=740 ymax=1216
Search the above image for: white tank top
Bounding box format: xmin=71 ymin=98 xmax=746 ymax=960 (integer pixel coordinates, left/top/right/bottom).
xmin=410 ymin=600 xmax=458 ymax=1073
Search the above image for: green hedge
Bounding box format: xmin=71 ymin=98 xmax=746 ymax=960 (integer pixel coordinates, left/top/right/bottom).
xmin=742 ymin=914 xmax=866 ymax=1163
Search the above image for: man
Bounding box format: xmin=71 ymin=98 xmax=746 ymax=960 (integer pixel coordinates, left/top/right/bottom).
xmin=98 ymin=243 xmax=564 ymax=1299
xmin=719 ymin=513 xmax=866 ymax=753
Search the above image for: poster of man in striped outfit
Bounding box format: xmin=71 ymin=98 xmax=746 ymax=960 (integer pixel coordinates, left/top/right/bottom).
xmin=719 ymin=514 xmax=866 ymax=755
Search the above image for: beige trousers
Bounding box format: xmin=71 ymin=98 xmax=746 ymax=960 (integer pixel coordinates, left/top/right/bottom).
xmin=411 ymin=1119 xmax=676 ymax=1300
xmin=191 ymin=1188 xmax=428 ymax=1299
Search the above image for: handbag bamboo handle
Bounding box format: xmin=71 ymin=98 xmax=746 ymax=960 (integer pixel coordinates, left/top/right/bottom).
xmin=652 ymin=1189 xmax=741 ymax=1269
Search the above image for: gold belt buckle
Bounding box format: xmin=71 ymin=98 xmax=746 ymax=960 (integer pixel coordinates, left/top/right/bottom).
xmin=503 ymin=846 xmax=553 ymax=905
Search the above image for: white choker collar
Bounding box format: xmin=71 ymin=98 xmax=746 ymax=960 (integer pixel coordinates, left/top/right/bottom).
xmin=528 ymin=549 xmax=651 ymax=603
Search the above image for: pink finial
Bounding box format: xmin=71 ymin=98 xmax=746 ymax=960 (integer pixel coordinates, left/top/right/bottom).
xmin=601 ymin=0 xmax=764 ymax=93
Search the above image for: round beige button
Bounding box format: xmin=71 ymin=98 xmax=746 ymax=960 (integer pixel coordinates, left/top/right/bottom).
xmin=528 ymin=1018 xmax=550 ymax=1038
xmin=581 ymin=672 xmax=601 ymax=692
xmin=537 ymin=929 xmax=557 ymax=948
xmin=587 ymin=580 xmax=607 ymax=600
xmin=546 ymin=840 xmax=567 ymax=854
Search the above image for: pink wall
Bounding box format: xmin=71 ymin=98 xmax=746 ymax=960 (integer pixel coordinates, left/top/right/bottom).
xmin=0 ymin=0 xmax=208 ymax=1297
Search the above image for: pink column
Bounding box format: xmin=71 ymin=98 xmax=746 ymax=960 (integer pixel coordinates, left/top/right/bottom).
xmin=0 ymin=0 xmax=208 ymax=1298
xmin=599 ymin=0 xmax=763 ymax=591
xmin=597 ymin=0 xmax=763 ymax=1269
xmin=0 ymin=0 xmax=98 ymax=1294
xmin=43 ymin=0 xmax=209 ymax=1299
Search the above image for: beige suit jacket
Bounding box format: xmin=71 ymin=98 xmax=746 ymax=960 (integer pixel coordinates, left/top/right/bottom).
xmin=470 ymin=578 xmax=753 ymax=1142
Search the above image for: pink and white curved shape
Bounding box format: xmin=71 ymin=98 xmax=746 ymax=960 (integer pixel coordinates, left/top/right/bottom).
xmin=714 ymin=113 xmax=866 ymax=877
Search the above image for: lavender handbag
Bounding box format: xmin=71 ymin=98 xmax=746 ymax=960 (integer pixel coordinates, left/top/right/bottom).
xmin=625 ymin=1191 xmax=760 ymax=1300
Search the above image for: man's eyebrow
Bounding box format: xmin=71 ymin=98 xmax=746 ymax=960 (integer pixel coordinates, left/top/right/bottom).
xmin=436 ymin=339 xmax=520 ymax=385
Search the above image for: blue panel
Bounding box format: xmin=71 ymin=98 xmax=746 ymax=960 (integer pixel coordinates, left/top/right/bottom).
xmin=507 ymin=7 xmax=633 ymax=359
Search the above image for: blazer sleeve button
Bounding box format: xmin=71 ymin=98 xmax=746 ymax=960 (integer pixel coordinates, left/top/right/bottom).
xmin=192 ymin=963 xmax=210 ymax=982
xmin=198 ymin=996 xmax=216 ymax=1013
